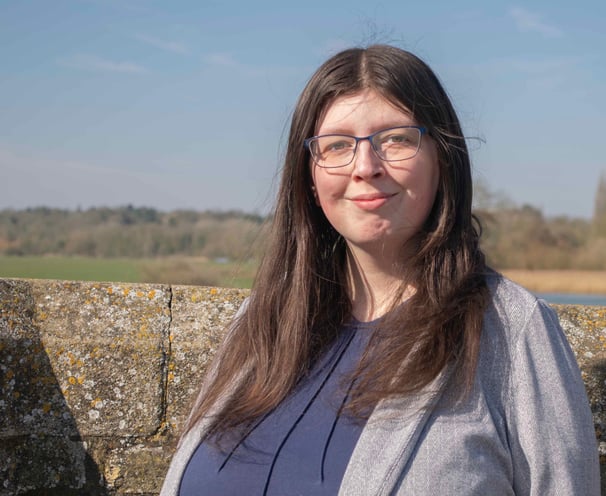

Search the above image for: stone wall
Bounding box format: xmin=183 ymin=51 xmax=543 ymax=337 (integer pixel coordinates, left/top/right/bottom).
xmin=0 ymin=277 xmax=605 ymax=495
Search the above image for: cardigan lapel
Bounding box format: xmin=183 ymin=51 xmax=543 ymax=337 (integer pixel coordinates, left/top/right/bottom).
xmin=339 ymin=365 xmax=453 ymax=496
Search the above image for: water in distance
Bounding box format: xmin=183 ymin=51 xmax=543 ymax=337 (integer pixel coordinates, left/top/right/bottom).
xmin=536 ymin=293 xmax=606 ymax=306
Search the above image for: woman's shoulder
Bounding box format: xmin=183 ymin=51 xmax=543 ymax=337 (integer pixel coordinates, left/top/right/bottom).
xmin=481 ymin=270 xmax=559 ymax=345
xmin=484 ymin=269 xmax=544 ymax=317
xmin=477 ymin=271 xmax=579 ymax=405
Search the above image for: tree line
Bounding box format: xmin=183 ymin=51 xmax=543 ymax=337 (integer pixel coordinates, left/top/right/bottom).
xmin=1 ymin=176 xmax=605 ymax=270
xmin=0 ymin=206 xmax=267 ymax=262
xmin=474 ymin=176 xmax=606 ymax=270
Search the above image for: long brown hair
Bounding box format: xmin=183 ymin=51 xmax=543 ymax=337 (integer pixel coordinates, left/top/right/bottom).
xmin=183 ymin=44 xmax=489 ymax=434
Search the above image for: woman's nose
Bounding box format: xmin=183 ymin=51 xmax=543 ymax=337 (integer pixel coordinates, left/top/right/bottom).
xmin=352 ymin=140 xmax=384 ymax=179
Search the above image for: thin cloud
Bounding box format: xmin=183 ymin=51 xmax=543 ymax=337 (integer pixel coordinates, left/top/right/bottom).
xmin=202 ymin=52 xmax=271 ymax=78
xmin=203 ymin=52 xmax=239 ymax=68
xmin=200 ymin=52 xmax=309 ymax=91
xmin=476 ymin=54 xmax=586 ymax=92
xmin=59 ymin=54 xmax=148 ymax=74
xmin=509 ymin=7 xmax=562 ymax=38
xmin=480 ymin=55 xmax=580 ymax=82
xmin=505 ymin=56 xmax=580 ymax=75
xmin=134 ymin=34 xmax=188 ymax=54
xmin=77 ymin=0 xmax=158 ymax=15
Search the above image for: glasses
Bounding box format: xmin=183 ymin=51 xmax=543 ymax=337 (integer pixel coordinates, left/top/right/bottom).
xmin=304 ymin=126 xmax=427 ymax=168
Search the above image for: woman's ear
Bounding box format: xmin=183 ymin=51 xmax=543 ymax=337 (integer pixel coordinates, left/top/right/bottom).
xmin=311 ymin=185 xmax=320 ymax=206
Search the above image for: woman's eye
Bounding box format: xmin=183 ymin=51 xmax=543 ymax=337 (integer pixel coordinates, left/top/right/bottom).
xmin=384 ymin=133 xmax=409 ymax=144
xmin=325 ymin=140 xmax=353 ymax=152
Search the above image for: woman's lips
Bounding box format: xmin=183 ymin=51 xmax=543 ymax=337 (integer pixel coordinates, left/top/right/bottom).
xmin=349 ymin=192 xmax=396 ymax=210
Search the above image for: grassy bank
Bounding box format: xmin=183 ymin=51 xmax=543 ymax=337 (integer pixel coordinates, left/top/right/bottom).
xmin=501 ymin=269 xmax=606 ymax=295
xmin=2 ymin=256 xmax=606 ymax=295
xmin=0 ymin=256 xmax=141 ymax=282
xmin=0 ymin=255 xmax=257 ymax=289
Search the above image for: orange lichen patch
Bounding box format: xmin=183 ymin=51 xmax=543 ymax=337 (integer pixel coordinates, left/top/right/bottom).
xmin=107 ymin=287 xmax=114 ymax=295
xmin=6 ymin=369 xmax=14 ymax=380
xmin=137 ymin=324 xmax=151 ymax=339
xmin=168 ymin=372 xmax=175 ymax=382
xmin=90 ymin=398 xmax=102 ymax=408
xmin=151 ymin=420 xmax=174 ymax=440
xmin=148 ymin=290 xmax=156 ymax=299
xmin=209 ymin=288 xmax=218 ymax=295
xmin=105 ymin=466 xmax=121 ymax=484
xmin=77 ymin=375 xmax=85 ymax=385
xmin=556 ymin=306 xmax=606 ymax=331
xmin=68 ymin=376 xmax=77 ymax=385
xmin=42 ymin=403 xmax=52 ymax=414
xmin=12 ymin=391 xmax=20 ymax=399
xmin=123 ymin=288 xmax=131 ymax=297
xmin=136 ymin=291 xmax=144 ymax=298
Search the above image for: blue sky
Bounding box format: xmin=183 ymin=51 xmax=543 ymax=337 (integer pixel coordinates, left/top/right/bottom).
xmin=1 ymin=0 xmax=604 ymax=218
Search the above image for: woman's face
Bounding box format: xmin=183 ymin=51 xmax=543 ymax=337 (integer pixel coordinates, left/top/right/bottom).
xmin=311 ymin=89 xmax=440 ymax=260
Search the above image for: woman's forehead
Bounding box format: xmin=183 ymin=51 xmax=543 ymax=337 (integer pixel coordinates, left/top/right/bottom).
xmin=315 ymin=89 xmax=415 ymax=134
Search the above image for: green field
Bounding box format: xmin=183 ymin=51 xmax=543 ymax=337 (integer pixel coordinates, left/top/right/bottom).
xmin=5 ymin=256 xmax=606 ymax=297
xmin=0 ymin=256 xmax=257 ymax=288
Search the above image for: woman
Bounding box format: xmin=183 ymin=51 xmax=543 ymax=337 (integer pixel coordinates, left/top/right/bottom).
xmin=162 ymin=45 xmax=599 ymax=495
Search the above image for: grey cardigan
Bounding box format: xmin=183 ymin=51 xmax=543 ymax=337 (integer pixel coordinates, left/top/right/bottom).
xmin=160 ymin=275 xmax=600 ymax=495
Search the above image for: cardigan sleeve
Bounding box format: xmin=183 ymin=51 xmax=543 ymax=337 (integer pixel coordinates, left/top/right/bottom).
xmin=506 ymin=300 xmax=600 ymax=495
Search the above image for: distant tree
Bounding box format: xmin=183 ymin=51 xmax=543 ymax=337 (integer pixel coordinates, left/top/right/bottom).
xmin=593 ymin=172 xmax=606 ymax=238
xmin=473 ymin=178 xmax=515 ymax=212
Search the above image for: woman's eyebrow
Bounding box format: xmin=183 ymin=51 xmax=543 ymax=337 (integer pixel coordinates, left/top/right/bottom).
xmin=315 ymin=122 xmax=418 ymax=136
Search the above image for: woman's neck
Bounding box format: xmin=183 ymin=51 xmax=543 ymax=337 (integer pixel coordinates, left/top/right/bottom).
xmin=345 ymin=246 xmax=413 ymax=322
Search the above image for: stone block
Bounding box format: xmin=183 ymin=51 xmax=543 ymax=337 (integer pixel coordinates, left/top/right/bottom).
xmin=104 ymin=443 xmax=172 ymax=494
xmin=1 ymin=279 xmax=79 ymax=438
xmin=166 ymin=285 xmax=248 ymax=430
xmin=30 ymin=280 xmax=172 ymax=437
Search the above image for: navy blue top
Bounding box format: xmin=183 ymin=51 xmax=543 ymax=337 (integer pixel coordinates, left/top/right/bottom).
xmin=179 ymin=322 xmax=373 ymax=496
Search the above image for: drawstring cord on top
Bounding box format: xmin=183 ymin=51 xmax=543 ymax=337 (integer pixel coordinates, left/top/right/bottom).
xmin=217 ymin=331 xmax=354 ymax=473
xmin=217 ymin=409 xmax=274 ymax=472
xmin=261 ymin=330 xmax=357 ymax=496
xmin=320 ymin=378 xmax=355 ymax=482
